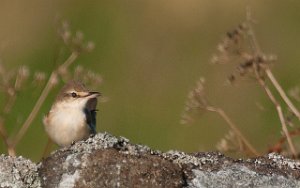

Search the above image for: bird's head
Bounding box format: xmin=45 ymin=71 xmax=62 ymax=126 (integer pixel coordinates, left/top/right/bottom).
xmin=54 ymin=80 xmax=100 ymax=109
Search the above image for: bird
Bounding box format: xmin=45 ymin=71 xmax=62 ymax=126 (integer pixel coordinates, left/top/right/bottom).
xmin=43 ymin=80 xmax=100 ymax=147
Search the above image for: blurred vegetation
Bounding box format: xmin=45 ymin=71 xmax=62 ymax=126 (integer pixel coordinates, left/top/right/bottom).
xmin=0 ymin=1 xmax=300 ymax=161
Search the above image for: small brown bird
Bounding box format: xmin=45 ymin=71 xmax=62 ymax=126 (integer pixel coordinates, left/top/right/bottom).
xmin=43 ymin=80 xmax=100 ymax=146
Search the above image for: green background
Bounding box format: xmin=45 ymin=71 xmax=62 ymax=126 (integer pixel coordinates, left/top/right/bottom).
xmin=0 ymin=1 xmax=300 ymax=161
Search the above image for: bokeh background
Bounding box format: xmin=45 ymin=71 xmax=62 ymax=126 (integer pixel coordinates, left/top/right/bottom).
xmin=0 ymin=1 xmax=300 ymax=161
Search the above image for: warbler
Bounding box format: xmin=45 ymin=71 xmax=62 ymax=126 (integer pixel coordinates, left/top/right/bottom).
xmin=43 ymin=80 xmax=100 ymax=146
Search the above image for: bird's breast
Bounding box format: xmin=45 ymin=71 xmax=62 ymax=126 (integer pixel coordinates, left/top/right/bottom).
xmin=44 ymin=107 xmax=90 ymax=146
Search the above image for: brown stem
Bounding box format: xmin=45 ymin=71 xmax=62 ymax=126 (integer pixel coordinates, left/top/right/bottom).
xmin=269 ymin=128 xmax=300 ymax=153
xmin=253 ymin=67 xmax=297 ymax=157
xmin=0 ymin=120 xmax=16 ymax=156
xmin=245 ymin=10 xmax=298 ymax=157
xmin=42 ymin=137 xmax=54 ymax=159
xmin=206 ymin=106 xmax=260 ymax=156
xmin=11 ymin=52 xmax=79 ymax=148
xmin=265 ymin=68 xmax=300 ymax=120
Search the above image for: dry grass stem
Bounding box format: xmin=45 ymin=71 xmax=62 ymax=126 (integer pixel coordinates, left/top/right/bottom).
xmin=277 ymin=106 xmax=297 ymax=157
xmin=12 ymin=51 xmax=79 ymax=148
xmin=58 ymin=52 xmax=79 ymax=74
xmin=206 ymin=106 xmax=260 ymax=156
xmin=269 ymin=128 xmax=300 ymax=155
xmin=0 ymin=21 xmax=98 ymax=157
xmin=184 ymin=10 xmax=300 ymax=157
xmin=0 ymin=121 xmax=15 ymax=156
xmin=254 ymin=69 xmax=297 ymax=157
xmin=265 ymin=69 xmax=300 ymax=120
xmin=246 ymin=13 xmax=298 ymax=157
xmin=181 ymin=78 xmax=259 ymax=156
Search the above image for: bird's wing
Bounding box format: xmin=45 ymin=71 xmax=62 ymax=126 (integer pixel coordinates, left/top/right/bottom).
xmin=85 ymin=98 xmax=98 ymax=134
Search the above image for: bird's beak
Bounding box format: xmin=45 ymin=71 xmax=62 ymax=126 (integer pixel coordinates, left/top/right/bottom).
xmin=86 ymin=91 xmax=101 ymax=98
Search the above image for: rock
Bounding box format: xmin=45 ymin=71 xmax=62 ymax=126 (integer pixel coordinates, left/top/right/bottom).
xmin=2 ymin=132 xmax=300 ymax=187
xmin=39 ymin=133 xmax=184 ymax=188
xmin=0 ymin=155 xmax=41 ymax=188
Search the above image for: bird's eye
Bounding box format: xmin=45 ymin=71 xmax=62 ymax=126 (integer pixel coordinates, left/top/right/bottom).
xmin=71 ymin=92 xmax=77 ymax=98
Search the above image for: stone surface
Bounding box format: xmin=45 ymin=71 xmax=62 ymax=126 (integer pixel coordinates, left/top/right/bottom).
xmin=39 ymin=133 xmax=184 ymax=188
xmin=0 ymin=155 xmax=41 ymax=188
xmin=1 ymin=132 xmax=300 ymax=187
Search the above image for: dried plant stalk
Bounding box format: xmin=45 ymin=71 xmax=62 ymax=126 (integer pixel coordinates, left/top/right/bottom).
xmin=182 ymin=78 xmax=259 ymax=156
xmin=11 ymin=52 xmax=78 ymax=148
xmin=0 ymin=21 xmax=97 ymax=156
xmin=184 ymin=9 xmax=300 ymax=157
xmin=206 ymin=106 xmax=259 ymax=156
xmin=269 ymin=128 xmax=300 ymax=154
xmin=246 ymin=12 xmax=298 ymax=157
xmin=0 ymin=121 xmax=15 ymax=156
xmin=253 ymin=67 xmax=297 ymax=157
xmin=265 ymin=69 xmax=300 ymax=120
